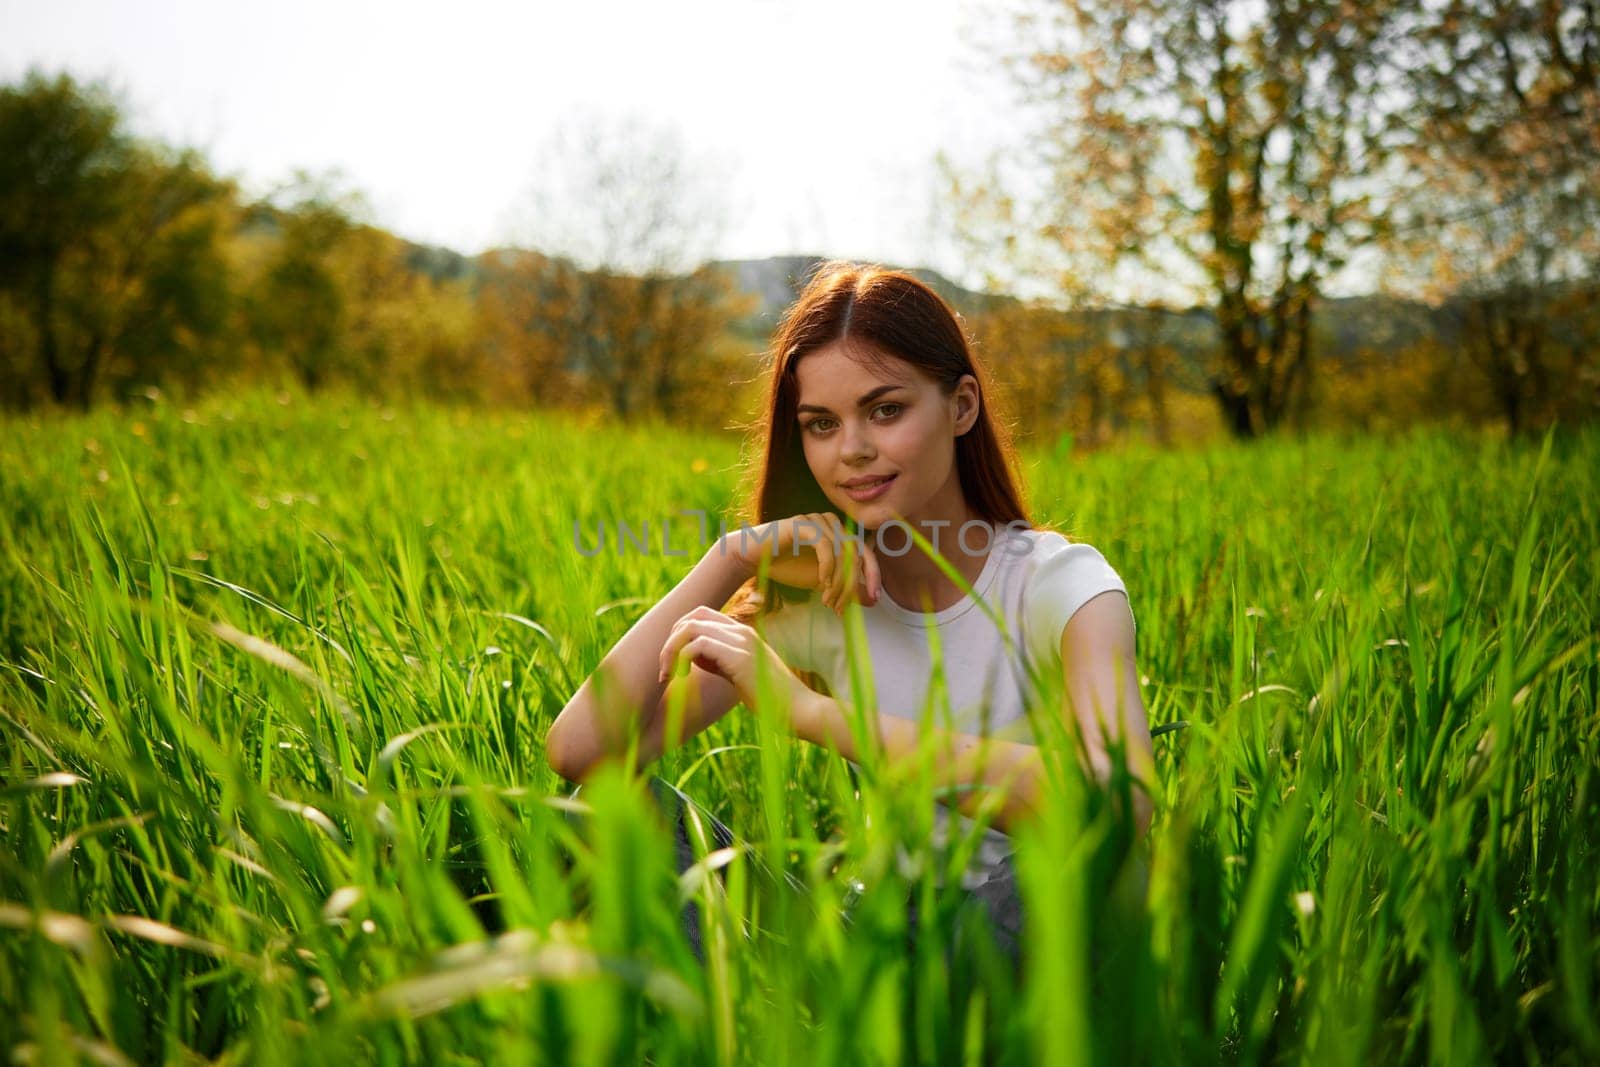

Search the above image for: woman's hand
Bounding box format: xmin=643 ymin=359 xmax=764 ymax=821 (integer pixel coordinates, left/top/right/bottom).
xmin=657 ymin=605 xmax=814 ymax=720
xmin=726 ymin=512 xmax=881 ymax=616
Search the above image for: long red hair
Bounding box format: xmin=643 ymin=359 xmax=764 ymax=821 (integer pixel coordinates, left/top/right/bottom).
xmin=724 ymin=261 xmax=1034 ymax=623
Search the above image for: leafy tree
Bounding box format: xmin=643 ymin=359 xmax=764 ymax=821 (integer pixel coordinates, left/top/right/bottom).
xmin=0 ymin=71 xmax=127 ymax=407
xmin=500 ymin=113 xmax=752 ymax=422
xmin=241 ymin=172 xmax=485 ymax=400
xmin=0 ymin=70 xmax=236 ymax=409
xmin=990 ymin=0 xmax=1406 ymax=437
xmin=473 ymin=248 xmax=580 ymax=406
xmin=337 ymin=223 xmax=483 ymax=401
xmin=1388 ymin=0 xmax=1600 ymax=434
xmin=66 ymin=147 xmax=237 ymax=403
xmin=474 ymin=248 xmax=753 ymax=426
xmin=245 ymin=174 xmax=363 ymax=392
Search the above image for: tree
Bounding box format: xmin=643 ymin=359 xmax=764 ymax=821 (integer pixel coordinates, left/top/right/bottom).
xmin=242 ymin=172 xmax=485 ymax=400
xmin=0 ymin=71 xmax=127 ymax=408
xmin=501 ymin=113 xmax=752 ymax=421
xmin=939 ymin=149 xmax=1132 ymax=446
xmin=65 ymin=147 xmax=237 ymax=404
xmin=0 ymin=70 xmax=237 ymax=409
xmin=1388 ymin=0 xmax=1600 ymax=434
xmin=472 ymin=248 xmax=581 ymax=406
xmin=245 ymin=173 xmax=365 ymax=392
xmin=992 ymin=0 xmax=1405 ymax=437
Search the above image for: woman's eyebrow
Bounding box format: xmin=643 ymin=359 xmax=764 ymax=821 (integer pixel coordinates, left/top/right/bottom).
xmin=796 ymin=384 xmax=904 ymax=415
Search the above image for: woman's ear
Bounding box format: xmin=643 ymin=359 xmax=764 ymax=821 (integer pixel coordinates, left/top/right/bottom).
xmin=953 ymin=374 xmax=980 ymax=436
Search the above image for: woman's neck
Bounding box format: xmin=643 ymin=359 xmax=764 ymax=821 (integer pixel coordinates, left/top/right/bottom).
xmin=872 ymin=500 xmax=991 ymax=614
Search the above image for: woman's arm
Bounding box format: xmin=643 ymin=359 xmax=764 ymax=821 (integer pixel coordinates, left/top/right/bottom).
xmin=1056 ymin=590 xmax=1155 ymax=833
xmin=544 ymin=537 xmax=753 ymax=782
xmin=789 ymin=697 xmax=1045 ymax=834
xmin=788 ymin=590 xmax=1155 ymax=837
xmin=550 ymin=513 xmax=881 ymax=782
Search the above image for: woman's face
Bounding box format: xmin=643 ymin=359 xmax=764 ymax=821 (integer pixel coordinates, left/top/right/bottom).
xmin=792 ymin=339 xmax=979 ymax=531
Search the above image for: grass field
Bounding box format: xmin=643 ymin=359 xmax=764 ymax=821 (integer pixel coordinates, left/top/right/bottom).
xmin=1 ymin=387 xmax=1596 ymax=1064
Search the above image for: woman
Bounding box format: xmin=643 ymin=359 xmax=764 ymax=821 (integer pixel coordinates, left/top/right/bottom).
xmin=545 ymin=261 xmax=1155 ymax=972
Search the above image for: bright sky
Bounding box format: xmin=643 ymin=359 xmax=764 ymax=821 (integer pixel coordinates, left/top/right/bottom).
xmin=1 ymin=0 xmax=1032 ymax=287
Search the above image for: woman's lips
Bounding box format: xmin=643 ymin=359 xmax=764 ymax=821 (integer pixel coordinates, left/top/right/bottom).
xmin=843 ymin=474 xmax=896 ymax=502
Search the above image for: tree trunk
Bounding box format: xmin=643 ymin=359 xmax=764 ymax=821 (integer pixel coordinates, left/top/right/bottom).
xmin=1211 ymin=377 xmax=1256 ymax=438
xmin=1213 ymin=285 xmax=1264 ymax=439
xmin=1143 ymin=346 xmax=1172 ymax=447
xmin=35 ymin=266 xmax=71 ymax=406
xmin=1261 ymin=290 xmax=1313 ymax=432
xmin=1290 ymin=296 xmax=1314 ymax=429
xmin=75 ymin=330 xmax=105 ymax=411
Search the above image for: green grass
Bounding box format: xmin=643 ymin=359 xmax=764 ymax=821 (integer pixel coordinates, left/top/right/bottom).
xmin=1 ymin=386 xmax=1596 ymax=1064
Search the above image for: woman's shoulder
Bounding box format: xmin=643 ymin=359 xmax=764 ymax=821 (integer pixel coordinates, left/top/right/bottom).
xmin=1010 ymin=526 xmax=1131 ymax=662
xmin=1004 ymin=526 xmax=1121 ymax=579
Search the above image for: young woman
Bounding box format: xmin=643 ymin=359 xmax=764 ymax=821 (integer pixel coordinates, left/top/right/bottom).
xmin=545 ymin=261 xmax=1155 ymax=968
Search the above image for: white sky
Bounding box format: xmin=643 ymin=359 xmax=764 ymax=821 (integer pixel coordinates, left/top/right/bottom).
xmin=1 ymin=0 xmax=1034 ymax=288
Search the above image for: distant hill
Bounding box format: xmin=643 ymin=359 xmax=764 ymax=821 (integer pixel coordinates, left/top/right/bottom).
xmin=405 ymin=241 xmax=476 ymax=283
xmin=401 ymin=242 xmax=1432 ymax=389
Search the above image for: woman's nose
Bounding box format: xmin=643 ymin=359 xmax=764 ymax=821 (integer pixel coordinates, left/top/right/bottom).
xmin=841 ymin=421 xmax=876 ymax=461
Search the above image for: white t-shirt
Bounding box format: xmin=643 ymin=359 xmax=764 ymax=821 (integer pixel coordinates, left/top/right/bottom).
xmin=755 ymin=526 xmax=1131 ymax=888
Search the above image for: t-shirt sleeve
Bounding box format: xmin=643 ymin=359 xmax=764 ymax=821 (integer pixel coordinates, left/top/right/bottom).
xmin=1022 ymin=540 xmax=1131 ymax=670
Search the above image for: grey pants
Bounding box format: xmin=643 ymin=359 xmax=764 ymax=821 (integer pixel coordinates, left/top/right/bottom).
xmin=565 ymin=776 xmax=1025 ymax=975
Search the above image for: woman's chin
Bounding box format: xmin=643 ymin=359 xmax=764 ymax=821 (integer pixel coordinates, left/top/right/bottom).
xmin=849 ymin=503 xmax=901 ymax=533
xmin=831 ymin=493 xmax=902 ymax=532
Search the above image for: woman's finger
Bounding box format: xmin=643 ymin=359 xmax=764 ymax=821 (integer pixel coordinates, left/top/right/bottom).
xmin=659 ymin=615 xmax=690 ymax=681
xmin=810 ymin=516 xmax=837 ymax=610
xmin=659 ymin=616 xmax=705 ymax=681
xmin=829 ymin=513 xmax=869 ymax=610
xmin=660 ymin=609 xmax=710 ymax=679
xmin=672 ymin=633 xmax=737 ymax=679
xmin=819 ymin=513 xmax=849 ymax=612
xmin=817 ymin=513 xmax=838 ymax=609
xmin=835 ymin=518 xmax=859 ymax=610
xmin=660 ymin=615 xmax=744 ymax=682
xmin=862 ymin=536 xmax=882 ymax=603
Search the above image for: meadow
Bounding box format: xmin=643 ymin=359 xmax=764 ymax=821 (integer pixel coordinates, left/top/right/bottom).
xmin=1 ymin=387 xmax=1596 ymax=1064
